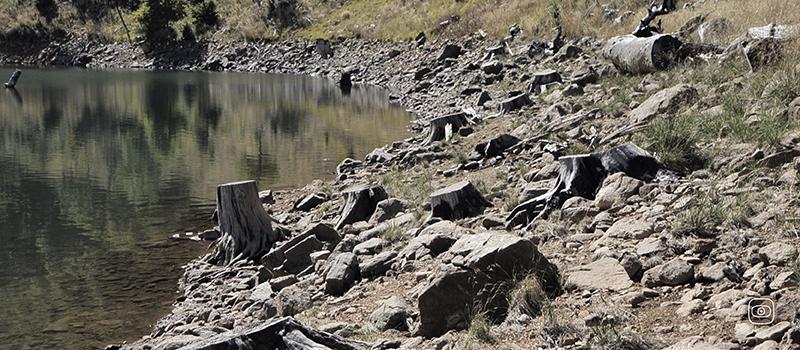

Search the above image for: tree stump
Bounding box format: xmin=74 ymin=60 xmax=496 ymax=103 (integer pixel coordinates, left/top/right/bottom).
xmin=206 ymin=180 xmax=277 ymax=265
xmin=506 ymin=144 xmax=661 ymax=229
xmin=423 ymin=112 xmax=470 ymax=145
xmin=335 ymin=184 xmax=388 ymax=229
xmin=4 ymin=70 xmax=21 ymax=89
xmin=602 ymin=34 xmax=682 ymax=74
xmin=429 ymin=180 xmax=492 ymax=220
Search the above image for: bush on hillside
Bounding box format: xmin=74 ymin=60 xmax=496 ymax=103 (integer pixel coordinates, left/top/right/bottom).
xmin=35 ymin=0 xmax=59 ymax=23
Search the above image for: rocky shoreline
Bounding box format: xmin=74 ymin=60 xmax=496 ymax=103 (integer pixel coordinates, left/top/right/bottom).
xmin=4 ymin=22 xmax=800 ymax=350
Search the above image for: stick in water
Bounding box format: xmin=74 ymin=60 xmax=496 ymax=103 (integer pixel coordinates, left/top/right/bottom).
xmin=5 ymin=70 xmax=21 ymax=89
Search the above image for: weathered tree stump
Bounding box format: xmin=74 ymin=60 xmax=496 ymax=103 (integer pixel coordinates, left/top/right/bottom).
xmin=602 ymin=34 xmax=682 ymax=74
xmin=423 ymin=112 xmax=470 ymax=145
xmin=498 ymin=93 xmax=533 ymax=113
xmin=335 ymin=184 xmax=388 ymax=229
xmin=4 ymin=70 xmax=21 ymax=89
xmin=506 ymin=144 xmax=661 ymax=229
xmin=430 ymin=180 xmax=492 ymax=220
xmin=206 ymin=180 xmax=277 ymax=265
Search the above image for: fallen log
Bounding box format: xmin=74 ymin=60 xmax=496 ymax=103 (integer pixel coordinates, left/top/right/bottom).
xmin=4 ymin=70 xmax=21 ymax=89
xmin=430 ymin=180 xmax=492 ymax=220
xmin=206 ymin=180 xmax=278 ymax=265
xmin=506 ymin=144 xmax=662 ymax=229
xmin=181 ymin=317 xmax=369 ymax=350
xmin=602 ymin=34 xmax=682 ymax=74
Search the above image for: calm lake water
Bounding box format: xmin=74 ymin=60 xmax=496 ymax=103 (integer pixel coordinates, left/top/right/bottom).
xmin=0 ymin=67 xmax=411 ymax=349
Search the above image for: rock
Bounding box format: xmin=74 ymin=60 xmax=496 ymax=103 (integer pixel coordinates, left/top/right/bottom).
xmin=294 ymin=192 xmax=327 ymax=211
xmin=699 ymin=18 xmax=731 ymax=46
xmin=707 ymin=289 xmax=747 ymax=310
xmin=259 ymin=190 xmax=275 ymax=204
xmin=594 ymin=173 xmax=643 ymax=210
xmin=269 ymin=275 xmax=298 ymax=291
xmin=528 ymin=70 xmax=563 ymax=94
xmin=744 ymin=38 xmax=783 ymax=71
xmin=400 ymin=234 xmax=456 ymax=260
xmin=753 ymin=341 xmax=779 ymax=350
xmin=335 ymin=184 xmax=388 ymax=230
xmin=699 ymin=262 xmax=737 ymax=282
xmin=759 ymin=242 xmax=798 ymax=266
xmin=755 ymin=321 xmax=792 ymax=341
xmin=664 ymin=335 xmax=739 ymax=350
xmin=429 ymin=180 xmax=492 ymax=220
xmin=473 ymin=134 xmax=520 ymax=158
xmin=414 ymin=67 xmax=432 ymax=80
xmin=498 ymin=93 xmax=533 ymax=113
xmin=283 ymin=235 xmax=324 ymax=272
xmin=735 ymin=322 xmax=756 ymax=340
xmin=570 ymin=66 xmax=598 ymax=87
xmin=628 ymin=84 xmax=699 ymax=124
xmin=368 ymin=296 xmax=409 ymax=331
xmin=152 ymin=335 xmax=202 ymax=350
xmin=642 ymin=258 xmax=695 ymax=287
xmin=336 ymin=158 xmax=362 ymax=178
xmin=636 ymin=237 xmax=667 ymax=256
xmin=324 ymin=252 xmax=360 ymax=296
xmin=606 ymin=217 xmax=654 ymax=239
xmin=438 ymin=44 xmax=462 ymax=60
xmin=481 ymin=60 xmax=503 ymax=74
xmin=370 ymin=198 xmax=408 ymax=223
xmin=360 ymin=251 xmax=397 ymax=278
xmin=477 ymin=90 xmax=492 ymax=106
xmin=416 ymin=232 xmax=558 ymax=337
xmin=276 ymin=284 xmax=313 ymax=316
xmin=769 ymin=271 xmax=796 ymax=290
xmin=676 ymin=299 xmax=705 ymax=316
xmin=554 ymin=44 xmax=582 ymax=61
xmin=353 ymin=237 xmax=388 ymax=255
xmin=564 ymin=257 xmax=633 ymax=291
xmin=250 ymin=282 xmax=273 ymax=302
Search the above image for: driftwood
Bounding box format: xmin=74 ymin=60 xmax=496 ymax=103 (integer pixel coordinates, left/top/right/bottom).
xmin=206 ymin=180 xmax=278 ymax=265
xmin=430 ymin=180 xmax=492 ymax=220
xmin=4 ymin=70 xmax=21 ymax=88
xmin=602 ymin=34 xmax=682 ymax=74
xmin=335 ymin=184 xmax=388 ymax=229
xmin=506 ymin=144 xmax=661 ymax=229
xmin=181 ymin=317 xmax=369 ymax=350
xmin=423 ymin=112 xmax=470 ymax=145
xmin=632 ymin=0 xmax=677 ymax=37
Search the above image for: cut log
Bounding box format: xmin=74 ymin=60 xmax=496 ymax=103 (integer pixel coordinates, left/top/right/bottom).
xmin=507 ymin=144 xmax=662 ymax=229
xmin=422 ymin=112 xmax=470 ymax=145
xmin=602 ymin=34 xmax=682 ymax=74
xmin=4 ymin=70 xmax=21 ymax=89
xmin=181 ymin=317 xmax=369 ymax=350
xmin=430 ymin=180 xmax=492 ymax=220
xmin=335 ymin=184 xmax=388 ymax=229
xmin=206 ymin=180 xmax=277 ymax=265
xmin=528 ymin=69 xmax=563 ymax=95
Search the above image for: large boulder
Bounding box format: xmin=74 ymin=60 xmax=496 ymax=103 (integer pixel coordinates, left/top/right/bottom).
xmin=628 ymin=84 xmax=699 ymax=124
xmin=400 ymin=234 xmax=456 ymax=261
xmin=416 ymin=232 xmax=559 ymax=337
xmin=368 ymin=296 xmax=409 ymax=331
xmin=369 ymin=198 xmax=408 ymax=223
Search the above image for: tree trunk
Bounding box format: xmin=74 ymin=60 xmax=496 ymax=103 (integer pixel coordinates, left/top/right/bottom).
xmin=116 ymin=6 xmax=133 ymax=44
xmin=206 ymin=180 xmax=276 ymax=265
xmin=430 ymin=180 xmax=492 ymax=220
xmin=602 ymin=34 xmax=682 ymax=74
xmin=423 ymin=112 xmax=470 ymax=145
xmin=506 ymin=144 xmax=661 ymax=229
xmin=335 ymin=184 xmax=388 ymax=230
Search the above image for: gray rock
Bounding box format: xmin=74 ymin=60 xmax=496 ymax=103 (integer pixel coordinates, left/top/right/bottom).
xmin=663 ymin=335 xmax=739 ymax=350
xmin=360 ymin=251 xmax=397 ymax=278
xmin=324 ymin=253 xmax=360 ymax=296
xmin=676 ymin=299 xmax=705 ymax=316
xmin=755 ymin=321 xmax=792 ymax=341
xmin=294 ymin=192 xmax=327 ymax=211
xmin=276 ymin=284 xmax=313 ymax=316
xmin=269 ymin=275 xmax=298 ymax=292
xmin=564 ymin=257 xmax=633 ymax=291
xmin=369 ymin=198 xmax=408 ymax=223
xmin=769 ymin=271 xmax=796 ymax=290
xmin=353 ymin=237 xmax=389 ymax=255
xmin=481 ymin=60 xmax=503 ymax=74
xmin=438 ymin=44 xmax=462 ymax=60
xmin=259 ymin=190 xmax=274 ymax=204
xmin=594 ymin=173 xmax=643 ymax=210
xmin=606 ymin=217 xmax=654 ymax=239
xmin=636 ymin=237 xmax=667 ymax=256
xmin=642 ymin=258 xmax=695 ymax=287
xmin=628 ymin=84 xmax=699 ymax=124
xmin=250 ymin=282 xmax=273 ymax=302
xmin=759 ymin=242 xmax=798 ymax=266
xmin=699 ymin=262 xmax=737 ymax=282
xmin=400 ymin=234 xmax=456 ymax=261
xmin=368 ymin=296 xmax=409 ymax=331
xmin=283 ymin=235 xmax=323 ymax=272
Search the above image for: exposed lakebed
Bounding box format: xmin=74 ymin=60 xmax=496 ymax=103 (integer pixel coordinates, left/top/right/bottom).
xmin=0 ymin=67 xmax=411 ymax=349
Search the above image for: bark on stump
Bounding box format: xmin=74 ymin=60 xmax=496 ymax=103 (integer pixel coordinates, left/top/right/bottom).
xmin=335 ymin=184 xmax=388 ymax=230
xmin=206 ymin=180 xmax=277 ymax=265
xmin=429 ymin=180 xmax=492 ymax=220
xmin=602 ymin=34 xmax=682 ymax=74
xmin=506 ymin=144 xmax=661 ymax=228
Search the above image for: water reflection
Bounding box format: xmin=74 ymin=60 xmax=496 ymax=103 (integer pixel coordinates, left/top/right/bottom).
xmin=0 ymin=67 xmax=411 ymax=349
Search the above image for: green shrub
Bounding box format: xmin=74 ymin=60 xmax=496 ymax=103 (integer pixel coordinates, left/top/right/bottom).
xmin=637 ymin=114 xmax=706 ymax=173
xmin=676 ymin=190 xmax=726 ymax=236
xmin=192 ymin=0 xmax=219 ymax=33
xmin=35 ymin=0 xmax=59 ymax=23
xmin=137 ymin=0 xmax=186 ymax=42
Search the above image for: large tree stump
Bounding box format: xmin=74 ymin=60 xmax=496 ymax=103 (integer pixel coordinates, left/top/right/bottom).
xmin=4 ymin=70 xmax=21 ymax=89
xmin=335 ymin=184 xmax=388 ymax=229
xmin=506 ymin=144 xmax=661 ymax=229
xmin=423 ymin=112 xmax=470 ymax=145
xmin=602 ymin=34 xmax=682 ymax=74
xmin=430 ymin=180 xmax=492 ymax=220
xmin=206 ymin=180 xmax=277 ymax=265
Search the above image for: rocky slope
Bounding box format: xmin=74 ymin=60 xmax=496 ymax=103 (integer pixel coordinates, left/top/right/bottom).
xmin=5 ymin=17 xmax=800 ymax=350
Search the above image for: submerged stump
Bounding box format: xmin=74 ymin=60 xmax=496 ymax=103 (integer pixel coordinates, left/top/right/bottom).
xmin=206 ymin=180 xmax=277 ymax=265
xmin=4 ymin=70 xmax=21 ymax=89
